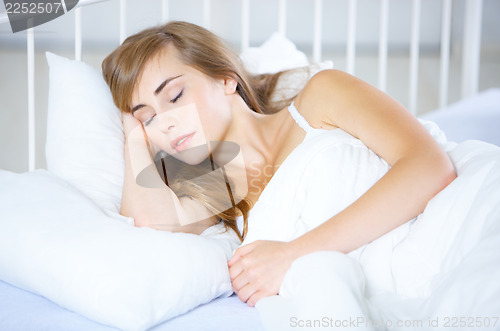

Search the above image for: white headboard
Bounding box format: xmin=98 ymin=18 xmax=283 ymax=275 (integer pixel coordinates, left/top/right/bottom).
xmin=0 ymin=0 xmax=492 ymax=172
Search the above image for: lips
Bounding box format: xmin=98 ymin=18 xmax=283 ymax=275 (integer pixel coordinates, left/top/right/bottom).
xmin=171 ymin=132 xmax=195 ymax=152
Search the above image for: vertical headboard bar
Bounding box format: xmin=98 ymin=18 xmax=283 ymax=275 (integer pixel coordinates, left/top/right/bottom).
xmin=461 ymin=0 xmax=483 ymax=99
xmin=346 ymin=0 xmax=357 ymax=75
xmin=439 ymin=0 xmax=452 ymax=108
xmin=75 ymin=7 xmax=82 ymax=61
xmin=278 ymin=0 xmax=286 ymax=37
xmin=162 ymin=0 xmax=169 ymax=23
xmin=313 ymin=0 xmax=322 ymax=63
xmin=27 ymin=27 xmax=35 ymax=171
xmin=241 ymin=0 xmax=249 ymax=51
xmin=119 ymin=0 xmax=126 ymax=44
xmin=203 ymin=0 xmax=211 ymax=29
xmin=408 ymin=0 xmax=421 ymax=114
xmin=378 ymin=0 xmax=389 ymax=92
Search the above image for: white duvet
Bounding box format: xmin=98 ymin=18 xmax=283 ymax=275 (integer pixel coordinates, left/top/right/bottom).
xmin=242 ymin=122 xmax=500 ymax=330
xmin=1 ymin=118 xmax=499 ymax=331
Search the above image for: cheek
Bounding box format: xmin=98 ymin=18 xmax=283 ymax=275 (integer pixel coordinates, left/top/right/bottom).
xmin=204 ymin=91 xmax=232 ymax=126
xmin=198 ymin=107 xmax=231 ymax=140
xmin=143 ymin=128 xmax=165 ymax=149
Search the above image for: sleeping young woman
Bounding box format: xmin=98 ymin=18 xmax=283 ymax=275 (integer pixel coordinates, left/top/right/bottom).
xmin=102 ymin=21 xmax=456 ymax=309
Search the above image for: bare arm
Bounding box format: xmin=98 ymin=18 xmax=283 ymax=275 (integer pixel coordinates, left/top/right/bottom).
xmin=288 ymin=69 xmax=456 ymax=254
xmin=229 ymin=69 xmax=456 ymax=306
xmin=121 ymin=112 xmax=217 ymax=234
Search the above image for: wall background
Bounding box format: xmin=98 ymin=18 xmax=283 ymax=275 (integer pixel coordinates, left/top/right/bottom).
xmin=1 ymin=0 xmax=499 ymax=173
xmin=1 ymin=0 xmax=500 ymax=54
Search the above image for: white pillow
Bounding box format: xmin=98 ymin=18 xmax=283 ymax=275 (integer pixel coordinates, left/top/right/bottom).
xmin=0 ymin=169 xmax=240 ymax=331
xmin=45 ymin=52 xmax=124 ymax=215
xmin=240 ymin=32 xmax=310 ymax=74
xmin=271 ymin=61 xmax=334 ymax=104
xmin=240 ymin=32 xmax=333 ymax=103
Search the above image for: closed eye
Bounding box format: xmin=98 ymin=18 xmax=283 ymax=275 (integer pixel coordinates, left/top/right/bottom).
xmin=143 ymin=115 xmax=155 ymax=126
xmin=170 ymin=89 xmax=183 ymax=103
xmin=140 ymin=89 xmax=183 ymax=126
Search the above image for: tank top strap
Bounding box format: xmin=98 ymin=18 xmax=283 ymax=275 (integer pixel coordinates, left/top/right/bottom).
xmin=288 ymin=102 xmax=314 ymax=133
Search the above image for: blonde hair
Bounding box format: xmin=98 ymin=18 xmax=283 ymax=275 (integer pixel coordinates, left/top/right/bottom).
xmin=102 ymin=21 xmax=290 ymax=241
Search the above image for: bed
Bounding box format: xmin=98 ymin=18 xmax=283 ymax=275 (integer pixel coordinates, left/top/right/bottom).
xmin=1 ymin=1 xmax=499 ymax=330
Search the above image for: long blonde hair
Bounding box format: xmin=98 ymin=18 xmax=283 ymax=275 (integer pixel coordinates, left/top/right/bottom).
xmin=102 ymin=21 xmax=289 ymax=241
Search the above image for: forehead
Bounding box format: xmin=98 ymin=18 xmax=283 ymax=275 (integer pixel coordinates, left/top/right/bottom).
xmin=130 ymin=47 xmax=184 ymax=103
xmin=137 ymin=47 xmax=184 ymax=87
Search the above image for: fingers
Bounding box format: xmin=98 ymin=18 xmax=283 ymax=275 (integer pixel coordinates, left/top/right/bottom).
xmin=228 ymin=243 xmax=256 ymax=290
xmin=236 ymin=282 xmax=260 ymax=304
xmin=122 ymin=111 xmax=140 ymax=126
xmin=228 ymin=241 xmax=280 ymax=307
xmin=247 ymin=291 xmax=267 ymax=307
xmin=229 ymin=248 xmax=254 ymax=293
xmin=227 ymin=255 xmax=239 ymax=268
xmin=228 ymin=242 xmax=255 ymax=267
xmin=231 ymin=265 xmax=263 ymax=305
xmin=122 ymin=112 xmax=143 ymax=136
xmin=228 ymin=262 xmax=243 ymax=285
xmin=230 ymin=264 xmax=248 ymax=292
xmin=236 ymin=282 xmax=269 ymax=307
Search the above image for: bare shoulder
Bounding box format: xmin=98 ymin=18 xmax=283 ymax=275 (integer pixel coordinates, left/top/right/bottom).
xmin=296 ymin=69 xmax=356 ymax=103
xmin=293 ymin=69 xmax=372 ymax=130
xmin=293 ymin=69 xmax=435 ymax=168
xmin=293 ymin=69 xmax=408 ymax=136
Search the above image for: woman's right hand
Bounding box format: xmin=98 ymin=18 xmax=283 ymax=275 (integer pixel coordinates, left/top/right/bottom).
xmin=122 ymin=111 xmax=142 ymax=137
xmin=122 ymin=112 xmax=160 ymax=158
xmin=121 ymin=111 xmax=217 ymax=234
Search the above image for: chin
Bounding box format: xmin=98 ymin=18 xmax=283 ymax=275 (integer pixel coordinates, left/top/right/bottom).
xmin=171 ymin=144 xmax=211 ymax=165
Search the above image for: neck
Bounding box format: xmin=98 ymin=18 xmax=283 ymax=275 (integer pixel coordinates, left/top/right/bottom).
xmin=212 ymin=95 xmax=291 ymax=203
xmin=223 ymin=96 xmax=286 ymax=166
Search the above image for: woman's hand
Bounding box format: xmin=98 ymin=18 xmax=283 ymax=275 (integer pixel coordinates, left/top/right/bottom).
xmin=228 ymin=240 xmax=299 ymax=307
xmin=121 ymin=111 xmax=216 ymax=234
xmin=122 ymin=112 xmax=159 ymax=158
xmin=122 ymin=111 xmax=142 ymax=136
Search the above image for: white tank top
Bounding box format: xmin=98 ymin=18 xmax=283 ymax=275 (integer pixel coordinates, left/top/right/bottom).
xmin=243 ymin=102 xmax=391 ymax=245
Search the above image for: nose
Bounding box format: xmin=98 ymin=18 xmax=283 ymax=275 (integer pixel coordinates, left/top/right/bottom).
xmin=158 ymin=112 xmax=176 ymax=133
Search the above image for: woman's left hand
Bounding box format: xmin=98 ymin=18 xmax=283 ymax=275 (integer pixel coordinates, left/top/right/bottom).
xmin=228 ymin=240 xmax=299 ymax=307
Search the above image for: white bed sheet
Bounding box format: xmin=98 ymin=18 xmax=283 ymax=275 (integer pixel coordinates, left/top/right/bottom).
xmin=1 ymin=88 xmax=498 ymax=331
xmin=421 ymin=88 xmax=500 ymax=146
xmin=0 ymin=280 xmax=264 ymax=331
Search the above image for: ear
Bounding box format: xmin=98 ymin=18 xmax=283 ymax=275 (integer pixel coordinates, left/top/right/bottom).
xmin=224 ymin=77 xmax=238 ymax=95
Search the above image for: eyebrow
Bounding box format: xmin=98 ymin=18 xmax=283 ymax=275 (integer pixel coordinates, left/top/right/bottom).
xmin=131 ymin=75 xmax=183 ymax=114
